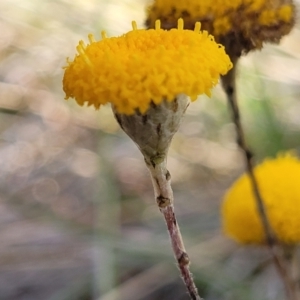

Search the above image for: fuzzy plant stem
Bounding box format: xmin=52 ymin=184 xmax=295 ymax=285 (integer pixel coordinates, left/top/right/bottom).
xmin=113 ymin=97 xmax=201 ymax=300
xmin=146 ymin=159 xmax=202 ymax=300
xmin=221 ymin=58 xmax=297 ymax=300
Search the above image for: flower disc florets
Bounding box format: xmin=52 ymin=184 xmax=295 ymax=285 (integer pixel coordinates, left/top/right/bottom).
xmin=146 ymin=0 xmax=295 ymax=56
xmin=63 ymin=19 xmax=232 ymax=114
xmin=222 ymin=153 xmax=300 ymax=244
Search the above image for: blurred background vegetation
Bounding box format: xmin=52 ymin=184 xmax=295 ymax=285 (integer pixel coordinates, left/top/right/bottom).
xmin=0 ymin=0 xmax=300 ymax=299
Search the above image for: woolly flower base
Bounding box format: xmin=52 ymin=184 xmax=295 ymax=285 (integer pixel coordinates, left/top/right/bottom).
xmin=146 ymin=0 xmax=295 ymax=55
xmin=63 ymin=19 xmax=232 ymax=115
xmin=222 ymin=153 xmax=300 ymax=245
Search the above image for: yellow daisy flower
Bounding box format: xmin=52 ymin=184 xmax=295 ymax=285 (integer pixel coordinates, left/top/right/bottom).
xmin=222 ymin=153 xmax=300 ymax=244
xmin=63 ymin=19 xmax=232 ymax=115
xmin=146 ymin=0 xmax=295 ymax=56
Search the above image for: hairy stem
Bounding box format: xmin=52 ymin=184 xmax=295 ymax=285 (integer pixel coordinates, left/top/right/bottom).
xmin=221 ymin=58 xmax=297 ymax=300
xmin=146 ymin=158 xmax=202 ymax=300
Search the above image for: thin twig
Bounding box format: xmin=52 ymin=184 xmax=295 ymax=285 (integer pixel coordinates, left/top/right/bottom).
xmin=221 ymin=58 xmax=298 ymax=300
xmin=221 ymin=59 xmax=275 ymax=245
xmin=146 ymin=159 xmax=202 ymax=300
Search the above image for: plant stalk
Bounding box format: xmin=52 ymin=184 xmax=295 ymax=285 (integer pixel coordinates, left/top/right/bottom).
xmin=146 ymin=158 xmax=202 ymax=300
xmin=221 ymin=58 xmax=298 ymax=300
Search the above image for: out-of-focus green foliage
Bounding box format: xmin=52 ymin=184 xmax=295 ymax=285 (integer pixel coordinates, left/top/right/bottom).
xmin=0 ymin=0 xmax=299 ymax=299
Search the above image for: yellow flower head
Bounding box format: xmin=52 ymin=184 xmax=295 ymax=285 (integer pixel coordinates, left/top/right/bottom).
xmin=63 ymin=19 xmax=232 ymax=115
xmin=146 ymin=0 xmax=295 ymax=56
xmin=222 ymin=153 xmax=300 ymax=245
